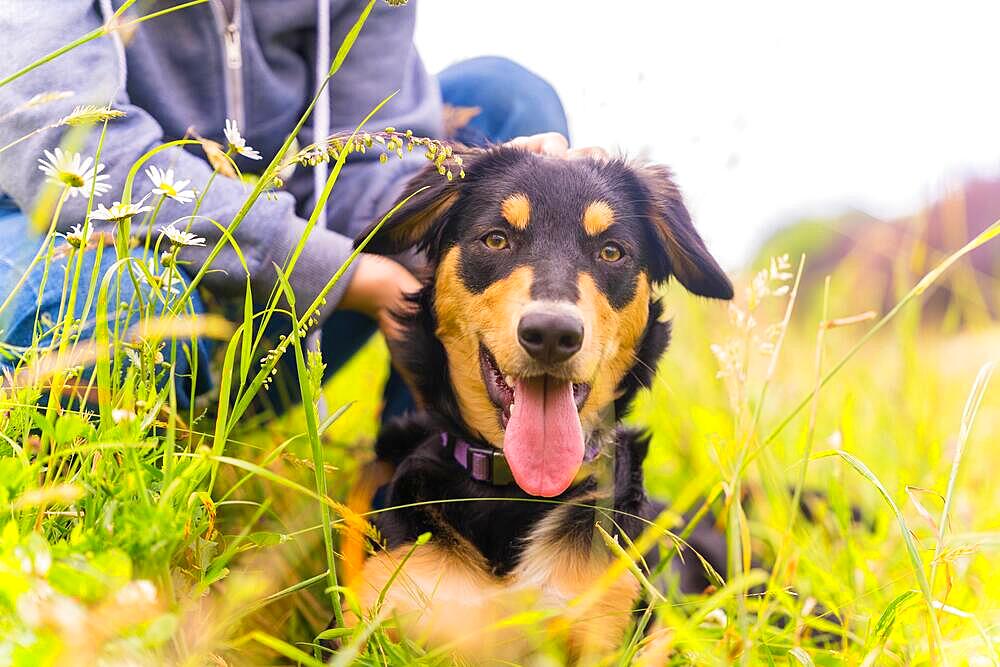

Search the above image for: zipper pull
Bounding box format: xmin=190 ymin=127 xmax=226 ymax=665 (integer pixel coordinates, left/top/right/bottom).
xmin=224 ymin=23 xmax=242 ymax=69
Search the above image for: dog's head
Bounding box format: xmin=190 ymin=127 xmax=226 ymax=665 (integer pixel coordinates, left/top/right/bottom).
xmin=358 ymin=147 xmax=732 ymax=497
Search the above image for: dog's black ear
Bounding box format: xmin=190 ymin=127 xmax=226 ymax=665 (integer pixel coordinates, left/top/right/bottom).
xmin=636 ymin=164 xmax=734 ymax=300
xmin=355 ymin=160 xmax=468 ymax=255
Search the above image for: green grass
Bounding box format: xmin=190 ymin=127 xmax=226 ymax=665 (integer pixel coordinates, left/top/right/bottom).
xmin=2 ymin=3 xmax=1000 ymax=664
xmin=8 ymin=249 xmax=1000 ymax=666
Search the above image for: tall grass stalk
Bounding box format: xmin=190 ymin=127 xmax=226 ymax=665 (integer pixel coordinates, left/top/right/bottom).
xmin=0 ymin=1 xmax=207 ymax=88
xmin=756 ymin=218 xmax=1000 ymax=462
xmin=273 ymin=264 xmax=345 ymax=625
xmin=813 ymin=449 xmax=949 ymax=664
xmin=929 ymin=361 xmax=997 ymax=593
xmin=756 ymin=276 xmax=832 ymax=636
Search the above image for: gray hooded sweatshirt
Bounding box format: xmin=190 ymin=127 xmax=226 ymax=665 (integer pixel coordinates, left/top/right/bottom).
xmin=0 ymin=0 xmax=442 ymax=320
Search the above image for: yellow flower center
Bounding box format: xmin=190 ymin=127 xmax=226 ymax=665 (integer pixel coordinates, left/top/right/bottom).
xmin=60 ymin=172 xmax=84 ymax=188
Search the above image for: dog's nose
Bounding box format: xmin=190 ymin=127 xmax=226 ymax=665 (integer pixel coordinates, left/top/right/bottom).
xmin=517 ymin=311 xmax=584 ymax=364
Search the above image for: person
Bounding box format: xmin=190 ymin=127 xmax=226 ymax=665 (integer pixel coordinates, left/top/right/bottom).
xmin=0 ymin=1 xmax=576 ymax=417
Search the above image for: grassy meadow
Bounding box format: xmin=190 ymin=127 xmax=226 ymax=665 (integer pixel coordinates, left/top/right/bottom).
xmin=2 ymin=2 xmax=1000 ymax=665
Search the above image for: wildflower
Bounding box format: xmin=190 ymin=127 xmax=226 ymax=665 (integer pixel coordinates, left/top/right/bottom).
xmin=61 ymin=104 xmax=125 ymax=126
xmin=145 ymin=165 xmax=195 ymax=204
xmin=62 ymin=223 xmax=92 ymax=250
xmin=160 ymin=222 xmax=205 ymax=247
xmin=37 ymin=147 xmax=111 ymax=198
xmin=89 ymin=195 xmax=153 ymax=223
xmin=223 ymin=118 xmax=261 ymax=160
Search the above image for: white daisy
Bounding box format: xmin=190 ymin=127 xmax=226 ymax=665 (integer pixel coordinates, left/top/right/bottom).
xmin=160 ymin=222 xmax=205 ymax=247
xmin=37 ymin=147 xmax=111 ymax=198
xmin=62 ymin=223 xmax=92 ymax=250
xmin=89 ymin=195 xmax=153 ymax=223
xmin=145 ymin=165 xmax=196 ymax=204
xmin=223 ymin=118 xmax=262 ymax=160
xmin=140 ymin=258 xmax=184 ymax=296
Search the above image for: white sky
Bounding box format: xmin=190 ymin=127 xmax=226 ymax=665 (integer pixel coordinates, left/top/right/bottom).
xmin=415 ymin=1 xmax=1000 ymax=268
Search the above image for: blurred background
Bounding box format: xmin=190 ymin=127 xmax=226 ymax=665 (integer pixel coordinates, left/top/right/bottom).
xmin=417 ymin=1 xmax=1000 ymax=322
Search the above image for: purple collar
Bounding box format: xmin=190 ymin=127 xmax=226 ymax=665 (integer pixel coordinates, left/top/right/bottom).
xmin=440 ymin=432 xmax=604 ymax=486
xmin=441 ymin=433 xmax=515 ymax=485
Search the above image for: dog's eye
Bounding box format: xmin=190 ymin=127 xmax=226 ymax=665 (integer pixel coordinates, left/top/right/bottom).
xmin=599 ymin=242 xmax=624 ymax=263
xmin=482 ymin=231 xmax=510 ymax=250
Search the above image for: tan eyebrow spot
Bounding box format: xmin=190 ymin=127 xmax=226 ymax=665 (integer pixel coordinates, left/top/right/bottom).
xmin=500 ymin=193 xmax=531 ymax=230
xmin=583 ymin=200 xmax=615 ymax=236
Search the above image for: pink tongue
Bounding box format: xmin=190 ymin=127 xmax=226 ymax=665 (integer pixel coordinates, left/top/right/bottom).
xmin=503 ymin=376 xmax=584 ymax=497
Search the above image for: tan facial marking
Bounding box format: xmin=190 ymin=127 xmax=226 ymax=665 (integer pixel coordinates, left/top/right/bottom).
xmin=434 ymin=247 xmax=534 ymax=446
xmin=575 ymin=272 xmax=651 ymax=429
xmin=582 ymin=200 xmax=616 ymax=236
xmin=500 ymin=193 xmax=531 ymax=230
xmin=434 ymin=244 xmax=652 ymax=445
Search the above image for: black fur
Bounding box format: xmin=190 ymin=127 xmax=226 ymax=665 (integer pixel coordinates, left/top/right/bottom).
xmin=350 ymin=147 xmax=734 ymax=607
xmin=360 ymin=147 xmax=732 ymax=444
xmin=319 ymin=148 xmax=863 ymax=651
xmin=372 ymin=417 xmax=727 ymax=593
xmin=358 ymin=147 xmax=733 ymax=304
xmin=374 ymin=422 xmax=661 ymax=576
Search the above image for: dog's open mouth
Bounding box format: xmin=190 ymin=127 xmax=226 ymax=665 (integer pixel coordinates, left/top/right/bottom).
xmin=479 ymin=346 xmax=590 ymax=427
xmin=479 ymin=345 xmax=591 ymax=497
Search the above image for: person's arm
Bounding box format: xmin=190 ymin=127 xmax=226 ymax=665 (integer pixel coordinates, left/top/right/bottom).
xmin=299 ymin=0 xmax=445 ymax=241
xmin=0 ymin=1 xmax=390 ymax=327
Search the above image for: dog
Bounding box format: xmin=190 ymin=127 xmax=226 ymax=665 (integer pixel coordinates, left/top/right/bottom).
xmin=340 ymin=146 xmax=733 ymax=660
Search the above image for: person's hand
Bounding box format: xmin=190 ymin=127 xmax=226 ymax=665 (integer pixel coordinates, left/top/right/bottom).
xmin=339 ymin=254 xmax=420 ymax=341
xmin=505 ymin=132 xmax=609 ymax=160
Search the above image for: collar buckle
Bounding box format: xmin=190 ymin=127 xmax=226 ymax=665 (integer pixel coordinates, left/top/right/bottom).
xmin=442 ymin=433 xmax=514 ymax=486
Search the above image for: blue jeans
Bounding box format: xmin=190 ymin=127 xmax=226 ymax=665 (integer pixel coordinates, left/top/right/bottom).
xmin=438 ymin=56 xmax=569 ymax=146
xmin=0 ymin=199 xmax=212 ymax=407
xmin=0 ymin=57 xmax=568 ymax=415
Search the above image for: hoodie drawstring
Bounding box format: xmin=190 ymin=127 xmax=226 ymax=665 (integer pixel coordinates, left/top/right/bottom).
xmin=311 ymin=0 xmax=331 ymax=420
xmin=314 ymin=0 xmax=331 ymax=214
